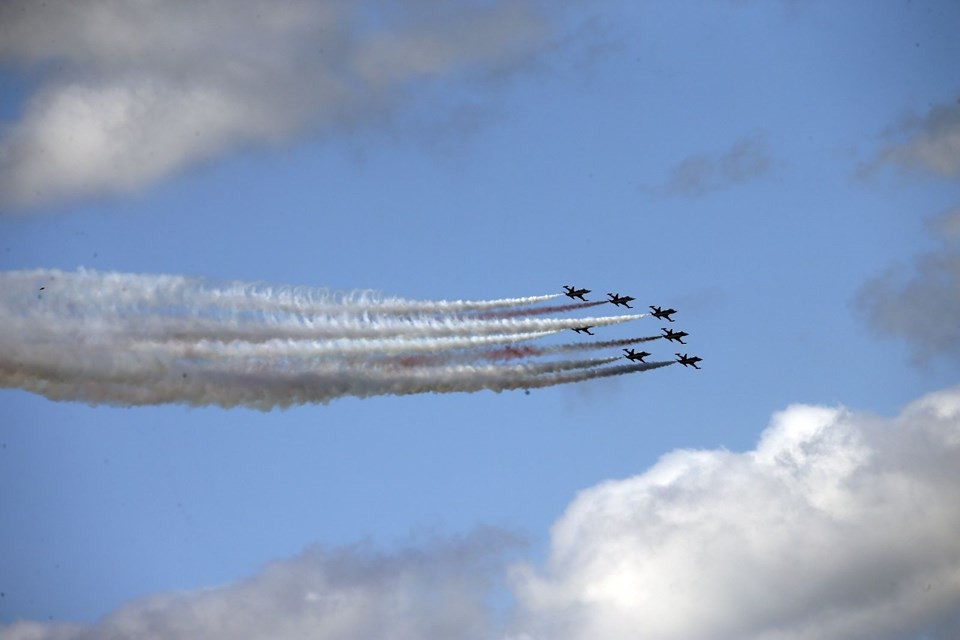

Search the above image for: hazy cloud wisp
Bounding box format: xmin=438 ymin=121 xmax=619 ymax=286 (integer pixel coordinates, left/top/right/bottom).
xmin=645 ymin=133 xmax=774 ymax=197
xmin=856 ymin=206 xmax=960 ymax=363
xmin=861 ymin=98 xmax=960 ymax=180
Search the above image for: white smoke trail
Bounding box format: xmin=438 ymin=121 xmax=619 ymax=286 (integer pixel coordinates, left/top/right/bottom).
xmin=4 ymin=268 xmax=560 ymax=315
xmin=1 ymin=269 xmax=665 ymax=409
xmin=3 ymin=355 xmax=622 ymax=409
xmin=4 ymin=269 xmax=639 ymax=344
xmin=167 ymin=331 xmax=562 ymax=360
xmin=2 ymin=308 xmax=643 ymax=345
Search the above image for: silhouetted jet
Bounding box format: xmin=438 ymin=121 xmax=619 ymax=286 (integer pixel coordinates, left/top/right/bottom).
xmin=607 ymin=292 xmax=635 ymax=308
xmin=572 ymin=326 xmax=595 ymax=335
xmin=675 ymin=353 xmax=702 ymax=369
xmin=623 ymin=348 xmax=651 ymax=362
xmin=650 ymin=305 xmax=677 ymax=322
xmin=661 ymin=327 xmax=688 ymax=344
xmin=563 ymin=285 xmax=590 ymax=301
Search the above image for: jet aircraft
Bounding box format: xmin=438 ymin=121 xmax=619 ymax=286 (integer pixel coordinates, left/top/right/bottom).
xmin=661 ymin=327 xmax=688 ymax=344
xmin=623 ymin=348 xmax=651 ymax=362
xmin=563 ymin=285 xmax=590 ymax=301
xmin=650 ymin=305 xmax=677 ymax=322
xmin=607 ymin=292 xmax=635 ymax=308
xmin=675 ymin=353 xmax=702 ymax=369
xmin=572 ymin=326 xmax=595 ymax=335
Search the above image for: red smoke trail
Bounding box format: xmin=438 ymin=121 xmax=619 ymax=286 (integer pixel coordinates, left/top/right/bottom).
xmin=528 ymin=360 xmax=676 ymax=387
xmin=474 ymin=300 xmax=608 ymax=319
xmin=397 ymin=335 xmax=667 ymax=367
xmin=386 ymin=344 xmax=541 ymax=367
xmin=405 ymin=335 xmax=666 ymax=366
xmin=482 ymin=335 xmax=664 ymax=362
xmin=385 ymin=344 xmax=540 ymax=368
xmin=483 ymin=345 xmax=540 ymax=361
xmin=571 ymin=335 xmax=662 ymax=349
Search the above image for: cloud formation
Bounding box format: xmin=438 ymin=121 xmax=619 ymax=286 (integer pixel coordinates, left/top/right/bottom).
xmin=0 ymin=0 xmax=564 ymax=211
xmin=0 ymin=530 xmax=518 ymax=640
xmin=646 ymin=133 xmax=773 ymax=196
xmin=861 ymin=98 xmax=960 ymax=180
xmin=512 ymin=387 xmax=960 ymax=639
xmin=856 ymin=207 xmax=960 ymax=363
xmin=4 ymin=387 xmax=959 ymax=640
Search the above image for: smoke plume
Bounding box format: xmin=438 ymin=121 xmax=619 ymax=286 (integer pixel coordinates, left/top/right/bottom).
xmin=0 ymin=269 xmax=668 ymax=409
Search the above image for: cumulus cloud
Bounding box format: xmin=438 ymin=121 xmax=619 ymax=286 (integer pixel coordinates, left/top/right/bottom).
xmin=861 ymin=98 xmax=960 ymax=180
xmin=645 ymin=133 xmax=774 ymax=196
xmin=0 ymin=0 xmax=565 ymax=211
xmin=511 ymin=387 xmax=960 ymax=640
xmin=4 ymin=388 xmax=959 ymax=640
xmin=856 ymin=206 xmax=960 ymax=363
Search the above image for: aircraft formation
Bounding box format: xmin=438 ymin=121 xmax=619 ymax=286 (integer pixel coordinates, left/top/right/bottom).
xmin=563 ymin=285 xmax=702 ymax=370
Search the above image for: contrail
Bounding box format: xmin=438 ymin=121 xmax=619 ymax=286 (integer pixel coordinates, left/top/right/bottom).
xmin=1 ymin=269 xmax=670 ymax=409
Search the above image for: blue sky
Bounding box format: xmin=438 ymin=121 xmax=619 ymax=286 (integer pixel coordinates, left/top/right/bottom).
xmin=2 ymin=2 xmax=959 ymax=639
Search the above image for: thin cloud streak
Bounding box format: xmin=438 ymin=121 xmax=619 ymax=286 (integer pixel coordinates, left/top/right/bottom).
xmin=644 ymin=133 xmax=774 ymax=197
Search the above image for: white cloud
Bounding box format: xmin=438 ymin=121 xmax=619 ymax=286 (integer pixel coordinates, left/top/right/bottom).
xmin=4 ymin=389 xmax=960 ymax=640
xmin=862 ymin=99 xmax=960 ymax=180
xmin=511 ymin=388 xmax=960 ymax=640
xmin=1 ymin=77 xmax=297 ymax=206
xmin=0 ymin=0 xmax=564 ymax=211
